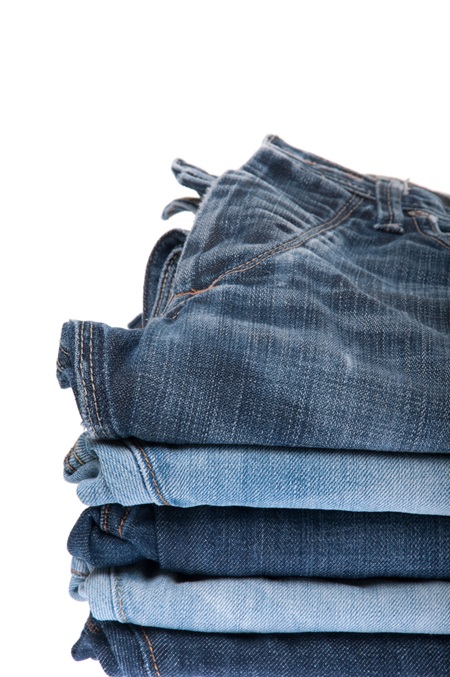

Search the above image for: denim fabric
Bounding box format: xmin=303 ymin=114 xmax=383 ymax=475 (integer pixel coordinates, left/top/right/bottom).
xmin=64 ymin=433 xmax=450 ymax=515
xmin=68 ymin=503 xmax=450 ymax=579
xmin=70 ymin=558 xmax=450 ymax=633
xmin=57 ymin=135 xmax=450 ymax=452
xmin=73 ymin=617 xmax=450 ymax=677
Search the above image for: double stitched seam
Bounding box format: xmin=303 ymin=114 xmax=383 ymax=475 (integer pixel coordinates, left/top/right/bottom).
xmin=89 ymin=322 xmax=108 ymax=437
xmin=71 ymin=568 xmax=88 ymax=577
xmin=118 ymin=507 xmax=131 ymax=538
xmin=127 ymin=440 xmax=170 ymax=506
xmin=102 ymin=504 xmax=110 ymax=532
xmin=386 ymin=182 xmax=394 ymax=223
xmin=79 ymin=321 xmax=96 ymax=434
xmin=116 ymin=574 xmax=127 ymax=622
xmin=72 ymin=442 xmax=84 ymax=466
xmin=64 ymin=445 xmax=76 ymax=473
xmin=168 ymin=195 xmax=362 ymax=320
xmin=60 ymin=346 xmax=70 ymax=357
xmin=408 ymin=211 xmax=450 ymax=252
xmin=152 ymin=252 xmax=181 ymax=318
xmin=141 ymin=629 xmax=163 ymax=677
xmin=56 ymin=359 xmax=64 ymax=371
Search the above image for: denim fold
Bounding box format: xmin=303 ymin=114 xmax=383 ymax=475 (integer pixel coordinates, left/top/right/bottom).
xmin=73 ymin=617 xmax=450 ymax=677
xmin=68 ymin=503 xmax=450 ymax=579
xmin=64 ymin=434 xmax=450 ymax=515
xmin=70 ymin=558 xmax=450 ymax=634
xmin=57 ymin=135 xmax=450 ymax=453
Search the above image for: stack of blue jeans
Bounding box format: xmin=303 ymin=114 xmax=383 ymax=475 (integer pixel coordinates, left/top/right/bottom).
xmin=57 ymin=135 xmax=450 ymax=675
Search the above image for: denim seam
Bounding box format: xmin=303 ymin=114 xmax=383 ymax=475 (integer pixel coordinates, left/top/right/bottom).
xmin=141 ymin=630 xmax=163 ymax=677
xmin=88 ymin=322 xmax=109 ymax=437
xmin=79 ymin=321 xmax=97 ymax=434
xmin=64 ymin=446 xmax=76 ymax=473
xmin=167 ymin=195 xmax=363 ymax=320
xmin=102 ymin=504 xmax=110 ymax=533
xmin=128 ymin=441 xmax=170 ymax=506
xmin=85 ymin=617 xmax=101 ymax=634
xmin=72 ymin=442 xmax=84 ymax=467
xmin=408 ymin=211 xmax=450 ymax=252
xmin=59 ymin=346 xmax=70 ymax=357
xmin=71 ymin=568 xmax=88 ymax=577
xmin=116 ymin=574 xmax=127 ymax=622
xmin=152 ymin=251 xmax=181 ymax=318
xmin=118 ymin=507 xmax=131 ymax=539
xmin=262 ymin=137 xmax=374 ymax=199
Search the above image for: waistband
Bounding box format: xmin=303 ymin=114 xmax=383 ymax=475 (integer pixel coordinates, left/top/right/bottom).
xmin=251 ymin=134 xmax=450 ymax=218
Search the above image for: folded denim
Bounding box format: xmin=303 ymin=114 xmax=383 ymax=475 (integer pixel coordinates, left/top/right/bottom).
xmin=57 ymin=135 xmax=450 ymax=453
xmin=68 ymin=503 xmax=450 ymax=579
xmin=70 ymin=559 xmax=450 ymax=633
xmin=73 ymin=616 xmax=450 ymax=677
xmin=64 ymin=433 xmax=450 ymax=515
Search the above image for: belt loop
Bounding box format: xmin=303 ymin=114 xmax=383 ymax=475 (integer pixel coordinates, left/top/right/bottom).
xmin=374 ymin=178 xmax=406 ymax=234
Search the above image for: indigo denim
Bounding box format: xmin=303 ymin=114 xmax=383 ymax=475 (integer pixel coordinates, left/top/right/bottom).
xmin=70 ymin=559 xmax=450 ymax=633
xmin=57 ymin=135 xmax=450 ymax=453
xmin=73 ymin=617 xmax=450 ymax=677
xmin=64 ymin=434 xmax=450 ymax=515
xmin=68 ymin=503 xmax=450 ymax=579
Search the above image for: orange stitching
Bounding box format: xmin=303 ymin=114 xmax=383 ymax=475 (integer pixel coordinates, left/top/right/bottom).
xmin=102 ymin=504 xmax=110 ymax=532
xmin=129 ymin=441 xmax=170 ymax=506
xmin=71 ymin=568 xmax=88 ymax=576
xmin=79 ymin=322 xmax=96 ymax=433
xmin=65 ymin=446 xmax=76 ymax=473
xmin=153 ymin=252 xmax=180 ymax=317
xmin=141 ymin=629 xmax=163 ymax=677
xmin=89 ymin=322 xmax=108 ymax=437
xmin=169 ymin=196 xmax=359 ymax=306
xmin=170 ymin=197 xmax=363 ymax=320
xmin=116 ymin=575 xmax=127 ymax=622
xmin=118 ymin=507 xmax=131 ymax=538
xmin=72 ymin=442 xmax=84 ymax=466
xmin=86 ymin=617 xmax=100 ymax=634
xmin=409 ymin=212 xmax=450 ymax=252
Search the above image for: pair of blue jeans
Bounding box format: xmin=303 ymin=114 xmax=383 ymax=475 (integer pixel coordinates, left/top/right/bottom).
xmin=70 ymin=558 xmax=450 ymax=634
xmin=64 ymin=433 xmax=450 ymax=515
xmin=68 ymin=503 xmax=450 ymax=579
xmin=73 ymin=616 xmax=450 ymax=677
xmin=57 ymin=135 xmax=450 ymax=453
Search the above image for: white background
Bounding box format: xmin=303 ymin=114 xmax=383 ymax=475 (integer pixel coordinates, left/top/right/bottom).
xmin=1 ymin=2 xmax=449 ymax=674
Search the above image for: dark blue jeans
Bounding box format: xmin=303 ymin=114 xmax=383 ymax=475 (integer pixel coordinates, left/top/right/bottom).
xmin=68 ymin=503 xmax=450 ymax=579
xmin=57 ymin=135 xmax=450 ymax=453
xmin=73 ymin=616 xmax=450 ymax=676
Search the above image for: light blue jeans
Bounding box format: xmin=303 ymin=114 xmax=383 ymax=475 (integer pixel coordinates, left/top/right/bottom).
xmin=64 ymin=433 xmax=450 ymax=515
xmin=70 ymin=557 xmax=450 ymax=634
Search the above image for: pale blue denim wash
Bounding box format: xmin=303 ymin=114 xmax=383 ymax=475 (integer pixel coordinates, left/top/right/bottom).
xmin=64 ymin=433 xmax=450 ymax=515
xmin=57 ymin=135 xmax=450 ymax=453
xmin=70 ymin=558 xmax=450 ymax=634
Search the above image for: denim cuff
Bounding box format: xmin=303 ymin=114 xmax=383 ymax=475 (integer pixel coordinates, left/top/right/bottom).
xmin=57 ymin=320 xmax=141 ymax=438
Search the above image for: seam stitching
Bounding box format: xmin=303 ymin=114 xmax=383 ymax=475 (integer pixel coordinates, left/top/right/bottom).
xmin=116 ymin=575 xmax=127 ymax=622
xmin=141 ymin=629 xmax=163 ymax=677
xmin=71 ymin=568 xmax=88 ymax=577
xmin=153 ymin=252 xmax=180 ymax=317
xmin=102 ymin=504 xmax=110 ymax=532
xmin=89 ymin=322 xmax=108 ymax=436
xmin=79 ymin=321 xmax=96 ymax=433
xmin=64 ymin=446 xmax=76 ymax=472
xmin=118 ymin=507 xmax=131 ymax=538
xmin=129 ymin=440 xmax=170 ymax=506
xmin=408 ymin=211 xmax=450 ymax=252
xmin=169 ymin=196 xmax=362 ymax=320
